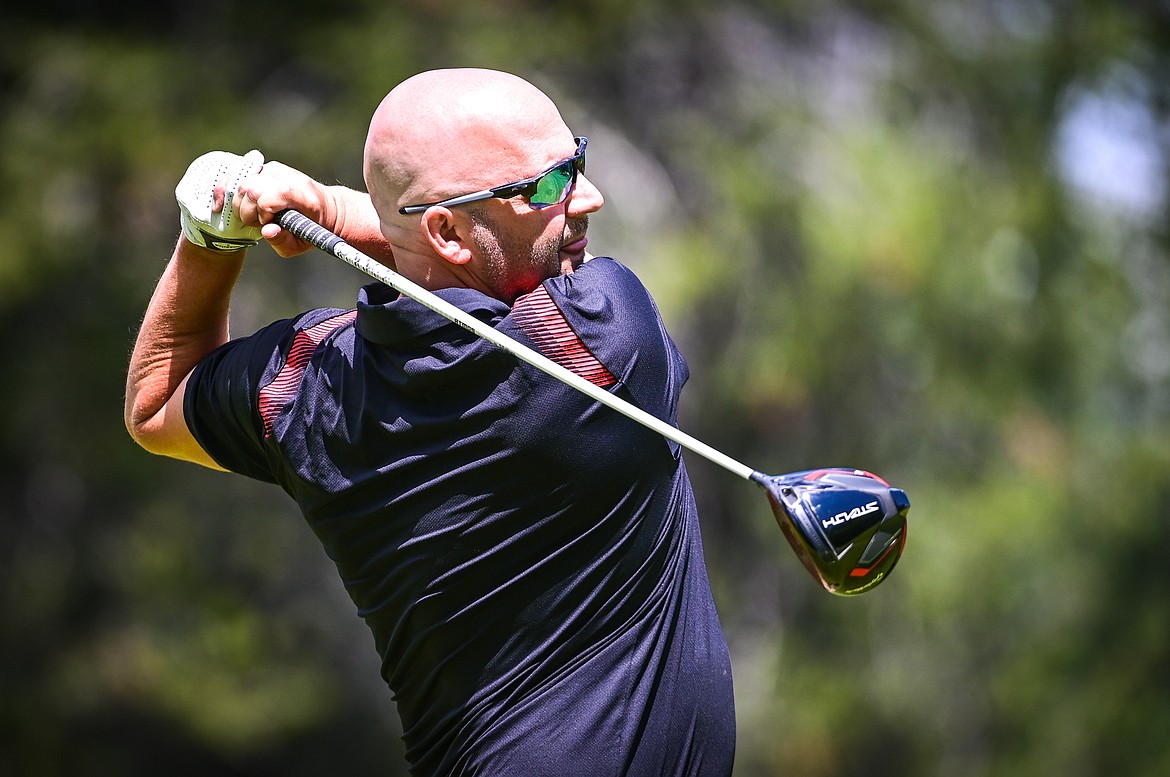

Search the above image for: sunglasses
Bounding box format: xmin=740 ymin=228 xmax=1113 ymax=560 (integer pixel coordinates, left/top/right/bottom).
xmin=398 ymin=137 xmax=588 ymax=215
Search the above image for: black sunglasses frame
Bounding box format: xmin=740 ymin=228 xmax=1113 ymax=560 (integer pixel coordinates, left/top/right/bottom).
xmin=398 ymin=137 xmax=588 ymax=215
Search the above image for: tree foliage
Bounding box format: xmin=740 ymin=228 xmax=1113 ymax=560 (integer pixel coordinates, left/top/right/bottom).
xmin=3 ymin=1 xmax=1170 ymax=774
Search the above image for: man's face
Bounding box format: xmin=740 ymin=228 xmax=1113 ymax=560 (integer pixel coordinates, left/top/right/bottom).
xmin=463 ymin=137 xmax=603 ymax=302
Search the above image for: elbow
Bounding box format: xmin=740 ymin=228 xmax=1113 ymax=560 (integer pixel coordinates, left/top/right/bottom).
xmin=123 ymin=389 xmax=175 ymax=457
xmin=123 ymin=370 xmax=184 ymax=456
xmin=122 ymin=386 xmax=223 ymax=471
xmin=124 ymin=405 xmax=162 ymax=455
xmin=124 ymin=395 xmax=147 ymax=448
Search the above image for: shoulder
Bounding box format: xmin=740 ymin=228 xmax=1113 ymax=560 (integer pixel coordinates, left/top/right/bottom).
xmin=543 ymin=257 xmax=660 ymax=326
xmin=282 ymin=308 xmax=359 ymax=360
xmin=187 ymin=306 xmax=357 ymax=424
xmin=560 ymin=256 xmax=645 ymax=292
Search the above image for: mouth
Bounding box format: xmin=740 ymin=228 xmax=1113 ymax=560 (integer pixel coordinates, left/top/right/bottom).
xmin=560 ymin=234 xmax=588 ymax=254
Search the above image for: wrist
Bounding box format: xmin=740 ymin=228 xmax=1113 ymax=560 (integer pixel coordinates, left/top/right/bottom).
xmin=178 ymin=232 xmax=249 ymax=260
xmin=174 ymin=234 xmax=249 ymax=282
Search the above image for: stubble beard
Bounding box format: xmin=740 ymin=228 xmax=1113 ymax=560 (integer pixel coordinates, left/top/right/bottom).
xmin=469 ymin=209 xmax=570 ymax=302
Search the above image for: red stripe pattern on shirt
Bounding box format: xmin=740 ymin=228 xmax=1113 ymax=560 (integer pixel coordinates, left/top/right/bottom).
xmin=258 ymin=310 xmax=357 ymax=437
xmin=511 ymin=285 xmax=617 ymax=388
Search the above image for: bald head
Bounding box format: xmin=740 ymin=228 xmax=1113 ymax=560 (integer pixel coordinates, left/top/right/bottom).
xmin=363 ymin=69 xmax=572 ymax=220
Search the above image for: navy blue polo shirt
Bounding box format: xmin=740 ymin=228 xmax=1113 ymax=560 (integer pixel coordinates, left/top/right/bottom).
xmin=185 ymin=257 xmax=735 ymax=776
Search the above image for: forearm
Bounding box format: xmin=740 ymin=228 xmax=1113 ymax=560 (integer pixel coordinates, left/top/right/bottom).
xmin=321 ymin=185 xmax=395 ymax=267
xmin=249 ymin=172 xmax=395 ymax=270
xmin=124 ymin=238 xmax=244 ymax=447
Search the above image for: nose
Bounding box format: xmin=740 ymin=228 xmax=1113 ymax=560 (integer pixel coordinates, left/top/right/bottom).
xmin=566 ymin=172 xmax=604 ymax=216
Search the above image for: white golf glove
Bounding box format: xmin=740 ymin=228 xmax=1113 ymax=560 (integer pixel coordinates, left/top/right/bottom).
xmin=175 ymin=149 xmax=265 ymax=252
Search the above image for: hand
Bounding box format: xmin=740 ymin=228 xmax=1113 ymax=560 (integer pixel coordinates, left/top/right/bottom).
xmin=234 ymin=160 xmax=337 ymax=258
xmin=175 ymin=150 xmax=265 ymax=252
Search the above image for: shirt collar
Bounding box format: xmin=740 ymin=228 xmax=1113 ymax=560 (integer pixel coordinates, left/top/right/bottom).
xmin=354 ymin=282 xmax=511 ymax=345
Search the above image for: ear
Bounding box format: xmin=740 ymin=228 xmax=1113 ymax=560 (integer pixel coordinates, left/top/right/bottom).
xmin=420 ymin=207 xmax=474 ymax=266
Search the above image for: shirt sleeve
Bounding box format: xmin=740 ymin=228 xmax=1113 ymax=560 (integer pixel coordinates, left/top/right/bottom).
xmin=183 ymin=314 xmax=311 ymax=483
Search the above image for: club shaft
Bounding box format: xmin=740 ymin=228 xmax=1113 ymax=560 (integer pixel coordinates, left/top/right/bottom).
xmin=277 ymin=209 xmax=757 ymax=482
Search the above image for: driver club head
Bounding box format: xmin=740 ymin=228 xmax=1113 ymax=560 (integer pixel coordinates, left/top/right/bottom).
xmin=751 ymin=468 xmax=909 ymax=595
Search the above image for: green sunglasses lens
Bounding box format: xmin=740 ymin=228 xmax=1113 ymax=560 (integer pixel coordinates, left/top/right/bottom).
xmin=530 ymin=162 xmax=574 ymax=206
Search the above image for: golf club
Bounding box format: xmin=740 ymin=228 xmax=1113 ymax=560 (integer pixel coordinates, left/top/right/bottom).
xmin=275 ymin=209 xmax=909 ymax=595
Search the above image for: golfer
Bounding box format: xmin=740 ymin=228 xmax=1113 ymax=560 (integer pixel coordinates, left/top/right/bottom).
xmin=125 ymin=68 xmax=735 ymax=776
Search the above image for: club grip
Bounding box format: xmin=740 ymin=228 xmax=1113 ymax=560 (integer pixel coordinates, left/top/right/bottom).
xmin=277 ymin=209 xmax=346 ymax=254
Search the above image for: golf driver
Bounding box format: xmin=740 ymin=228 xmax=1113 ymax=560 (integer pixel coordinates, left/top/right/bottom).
xmin=275 ymin=209 xmax=909 ymax=595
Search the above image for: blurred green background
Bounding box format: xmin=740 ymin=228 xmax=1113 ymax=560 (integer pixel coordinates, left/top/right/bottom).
xmin=3 ymin=1 xmax=1169 ymax=775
